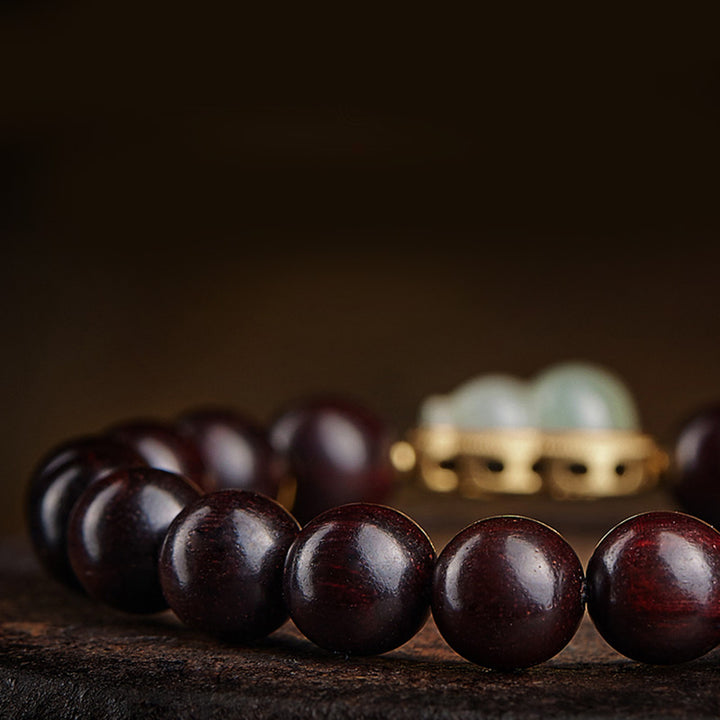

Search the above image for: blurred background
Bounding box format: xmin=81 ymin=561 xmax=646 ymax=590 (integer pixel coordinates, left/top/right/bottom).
xmin=2 ymin=4 xmax=719 ymax=535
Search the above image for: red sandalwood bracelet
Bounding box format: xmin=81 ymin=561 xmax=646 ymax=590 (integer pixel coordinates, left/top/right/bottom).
xmin=23 ymin=397 xmax=720 ymax=671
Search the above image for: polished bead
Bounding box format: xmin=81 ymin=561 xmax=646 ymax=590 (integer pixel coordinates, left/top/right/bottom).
xmin=283 ymin=503 xmax=435 ymax=655
xmin=418 ymin=394 xmax=454 ymax=426
xmin=160 ymin=490 xmax=300 ymax=641
xmin=177 ymin=408 xmax=282 ymax=497
xmin=67 ymin=467 xmax=201 ymax=613
xmin=671 ymin=405 xmax=720 ymax=527
xmin=109 ymin=419 xmax=206 ymax=485
xmin=586 ymin=511 xmax=720 ymax=664
xmin=25 ymin=436 xmax=145 ymax=588
xmin=532 ymin=361 xmax=639 ymax=431
xmin=270 ymin=397 xmax=394 ymax=523
xmin=432 ymin=516 xmax=585 ymax=670
xmin=451 ymin=375 xmax=532 ymax=429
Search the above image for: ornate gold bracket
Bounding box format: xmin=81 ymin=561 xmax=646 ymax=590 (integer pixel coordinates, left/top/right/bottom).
xmin=395 ymin=427 xmax=668 ymax=500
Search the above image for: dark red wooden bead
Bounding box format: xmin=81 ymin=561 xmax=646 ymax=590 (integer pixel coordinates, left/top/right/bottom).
xmin=283 ymin=503 xmax=435 ymax=655
xmin=108 ymin=419 xmax=206 ymax=485
xmin=671 ymin=405 xmax=720 ymax=527
xmin=159 ymin=490 xmax=300 ymax=641
xmin=25 ymin=436 xmax=145 ymax=588
xmin=270 ymin=397 xmax=394 ymax=523
xmin=586 ymin=511 xmax=720 ymax=664
xmin=432 ymin=516 xmax=585 ymax=670
xmin=177 ymin=408 xmax=282 ymax=497
xmin=67 ymin=467 xmax=201 ymax=613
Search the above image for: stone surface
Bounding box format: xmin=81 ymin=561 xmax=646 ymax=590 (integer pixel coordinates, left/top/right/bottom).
xmin=418 ymin=394 xmax=454 ymax=427
xmin=451 ymin=375 xmax=532 ymax=429
xmin=532 ymin=362 xmax=640 ymax=431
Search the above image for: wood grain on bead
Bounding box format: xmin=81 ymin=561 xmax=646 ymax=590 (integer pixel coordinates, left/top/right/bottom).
xmin=67 ymin=467 xmax=201 ymax=613
xmin=586 ymin=511 xmax=720 ymax=664
xmin=432 ymin=516 xmax=585 ymax=670
xmin=160 ymin=490 xmax=300 ymax=641
xmin=283 ymin=503 xmax=435 ymax=655
xmin=108 ymin=420 xmax=206 ymax=485
xmin=177 ymin=409 xmax=283 ymax=497
xmin=270 ymin=397 xmax=395 ymax=523
xmin=25 ymin=436 xmax=145 ymax=588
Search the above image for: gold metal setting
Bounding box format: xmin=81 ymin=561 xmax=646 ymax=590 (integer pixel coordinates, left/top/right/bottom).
xmin=398 ymin=427 xmax=668 ymax=500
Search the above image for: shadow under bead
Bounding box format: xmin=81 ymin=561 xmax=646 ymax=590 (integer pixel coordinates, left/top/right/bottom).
xmin=159 ymin=490 xmax=300 ymax=642
xmin=67 ymin=467 xmax=201 ymax=613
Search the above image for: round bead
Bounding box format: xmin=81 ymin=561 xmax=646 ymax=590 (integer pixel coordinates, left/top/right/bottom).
xmin=177 ymin=409 xmax=282 ymax=497
xmin=25 ymin=436 xmax=145 ymax=588
xmin=671 ymin=405 xmax=720 ymax=527
xmin=418 ymin=394 xmax=454 ymax=427
xmin=159 ymin=490 xmax=300 ymax=641
xmin=586 ymin=511 xmax=720 ymax=664
xmin=108 ymin=420 xmax=206 ymax=485
xmin=532 ymin=361 xmax=639 ymax=431
xmin=283 ymin=503 xmax=435 ymax=655
xmin=451 ymin=375 xmax=532 ymax=429
xmin=67 ymin=467 xmax=201 ymax=613
xmin=432 ymin=516 xmax=585 ymax=670
xmin=270 ymin=397 xmax=394 ymax=523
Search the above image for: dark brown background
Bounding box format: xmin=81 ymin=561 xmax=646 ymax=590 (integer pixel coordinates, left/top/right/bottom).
xmin=2 ymin=4 xmax=719 ymax=535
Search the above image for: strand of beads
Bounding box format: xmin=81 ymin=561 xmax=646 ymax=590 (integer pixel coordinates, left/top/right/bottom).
xmin=23 ymin=402 xmax=720 ymax=670
xmin=28 ymin=472 xmax=720 ymax=669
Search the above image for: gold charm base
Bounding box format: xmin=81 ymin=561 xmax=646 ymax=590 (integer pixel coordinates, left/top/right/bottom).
xmin=397 ymin=427 xmax=668 ymax=500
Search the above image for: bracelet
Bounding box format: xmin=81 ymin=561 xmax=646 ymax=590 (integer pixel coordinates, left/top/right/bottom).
xmin=24 ymin=387 xmax=720 ymax=672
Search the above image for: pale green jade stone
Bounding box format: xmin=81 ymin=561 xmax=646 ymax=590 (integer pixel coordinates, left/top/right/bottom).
xmin=418 ymin=395 xmax=455 ymax=426
xmin=531 ymin=362 xmax=640 ymax=431
xmin=451 ymin=375 xmax=533 ymax=429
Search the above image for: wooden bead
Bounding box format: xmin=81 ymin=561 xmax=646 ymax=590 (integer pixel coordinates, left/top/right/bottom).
xmin=671 ymin=405 xmax=720 ymax=527
xmin=432 ymin=516 xmax=585 ymax=670
xmin=25 ymin=436 xmax=145 ymax=588
xmin=177 ymin=409 xmax=283 ymax=497
xmin=283 ymin=503 xmax=435 ymax=655
xmin=159 ymin=490 xmax=300 ymax=641
xmin=270 ymin=397 xmax=394 ymax=523
xmin=586 ymin=511 xmax=720 ymax=664
xmin=108 ymin=420 xmax=206 ymax=485
xmin=67 ymin=467 xmax=201 ymax=613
